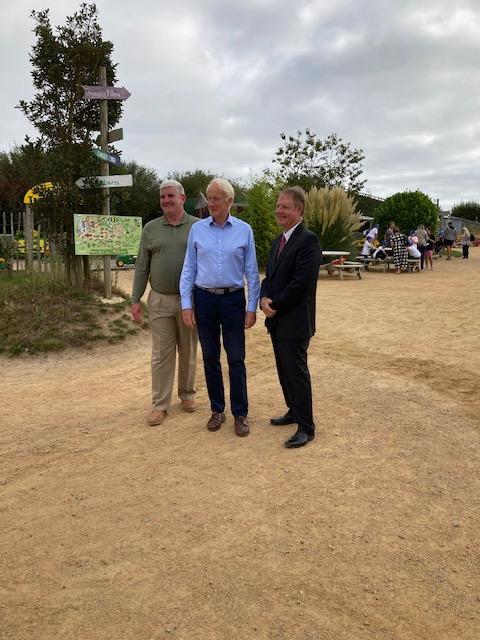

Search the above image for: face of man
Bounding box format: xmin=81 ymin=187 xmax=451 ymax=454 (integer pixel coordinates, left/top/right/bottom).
xmin=206 ymin=182 xmax=233 ymax=221
xmin=275 ymin=193 xmax=303 ymax=231
xmin=160 ymin=186 xmax=186 ymax=218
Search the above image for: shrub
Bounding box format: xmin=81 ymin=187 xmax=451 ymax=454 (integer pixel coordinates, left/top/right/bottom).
xmin=451 ymin=201 xmax=480 ymax=221
xmin=375 ymin=190 xmax=438 ymax=234
xmin=238 ymin=178 xmax=278 ymax=269
xmin=304 ymin=186 xmax=363 ymax=254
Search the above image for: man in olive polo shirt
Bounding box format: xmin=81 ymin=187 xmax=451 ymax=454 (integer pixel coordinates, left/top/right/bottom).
xmin=131 ymin=180 xmax=198 ymax=426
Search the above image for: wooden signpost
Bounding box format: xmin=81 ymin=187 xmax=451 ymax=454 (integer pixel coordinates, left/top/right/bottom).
xmin=78 ymin=69 xmax=132 ymax=298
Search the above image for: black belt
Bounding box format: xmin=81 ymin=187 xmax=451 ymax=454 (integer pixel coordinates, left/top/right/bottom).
xmin=198 ymin=286 xmax=241 ymax=295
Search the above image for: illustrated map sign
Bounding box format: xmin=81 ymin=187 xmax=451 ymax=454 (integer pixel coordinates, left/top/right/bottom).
xmin=81 ymin=86 xmax=131 ymax=101
xmin=95 ymin=128 xmax=123 ymax=145
xmin=75 ymin=175 xmax=133 ymax=189
xmin=73 ymin=214 xmax=142 ymax=256
xmin=92 ymin=148 xmax=122 ymax=167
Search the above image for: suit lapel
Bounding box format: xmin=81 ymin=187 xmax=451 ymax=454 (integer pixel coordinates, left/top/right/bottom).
xmin=270 ymin=224 xmax=304 ymax=277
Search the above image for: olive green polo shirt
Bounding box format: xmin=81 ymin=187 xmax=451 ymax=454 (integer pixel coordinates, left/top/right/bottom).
xmin=131 ymin=212 xmax=198 ymax=303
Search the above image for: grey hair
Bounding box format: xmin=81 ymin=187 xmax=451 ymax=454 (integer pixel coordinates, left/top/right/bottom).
xmin=159 ymin=180 xmax=185 ymax=195
xmin=207 ymin=177 xmax=235 ymax=201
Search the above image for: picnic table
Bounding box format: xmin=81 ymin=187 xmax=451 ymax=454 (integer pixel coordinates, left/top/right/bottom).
xmin=320 ymin=251 xmax=364 ymax=279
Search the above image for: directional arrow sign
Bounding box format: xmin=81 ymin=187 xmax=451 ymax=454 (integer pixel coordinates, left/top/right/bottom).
xmin=92 ymin=148 xmax=122 ymax=167
xmin=82 ymin=86 xmax=131 ymax=101
xmin=75 ymin=175 xmax=133 ymax=189
xmin=95 ymin=128 xmax=123 ymax=146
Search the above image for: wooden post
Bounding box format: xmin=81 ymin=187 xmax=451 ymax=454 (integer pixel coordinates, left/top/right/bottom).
xmin=99 ymin=66 xmax=112 ymax=299
xmin=16 ymin=212 xmax=20 ymax=271
xmin=36 ymin=223 xmax=42 ymax=271
xmin=24 ymin=205 xmax=34 ymax=272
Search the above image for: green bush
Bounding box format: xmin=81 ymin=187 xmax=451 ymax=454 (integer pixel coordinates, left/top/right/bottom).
xmin=375 ymin=190 xmax=438 ymax=234
xmin=238 ymin=178 xmax=279 ymax=269
xmin=451 ymin=201 xmax=480 ymax=221
xmin=304 ymin=186 xmax=363 ymax=254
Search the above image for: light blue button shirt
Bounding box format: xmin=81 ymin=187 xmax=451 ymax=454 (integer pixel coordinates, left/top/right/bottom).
xmin=180 ymin=215 xmax=260 ymax=312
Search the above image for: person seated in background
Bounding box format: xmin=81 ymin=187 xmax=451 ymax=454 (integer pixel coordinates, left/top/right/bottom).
xmin=361 ymin=237 xmax=376 ymax=256
xmin=407 ymin=231 xmax=421 ymax=270
xmin=372 ymin=245 xmax=388 ymax=260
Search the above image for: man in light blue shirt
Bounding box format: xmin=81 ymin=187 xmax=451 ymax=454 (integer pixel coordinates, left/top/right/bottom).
xmin=180 ymin=178 xmax=260 ymax=437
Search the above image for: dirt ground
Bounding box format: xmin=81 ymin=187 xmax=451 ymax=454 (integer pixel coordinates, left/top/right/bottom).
xmin=2 ymin=250 xmax=479 ymax=640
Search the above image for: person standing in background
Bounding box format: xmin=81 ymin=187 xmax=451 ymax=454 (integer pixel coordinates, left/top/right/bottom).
xmin=461 ymin=227 xmax=471 ymax=259
xmin=416 ymin=224 xmax=429 ymax=270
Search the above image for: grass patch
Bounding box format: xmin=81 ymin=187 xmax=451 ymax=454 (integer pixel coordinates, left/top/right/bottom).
xmin=0 ymin=270 xmax=148 ymax=357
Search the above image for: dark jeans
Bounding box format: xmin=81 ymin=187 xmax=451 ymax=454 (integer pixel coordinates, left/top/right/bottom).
xmin=419 ymin=245 xmax=426 ymax=269
xmin=270 ymin=333 xmax=314 ymax=435
xmin=463 ymin=244 xmax=469 ymax=258
xmin=193 ymin=286 xmax=248 ymax=416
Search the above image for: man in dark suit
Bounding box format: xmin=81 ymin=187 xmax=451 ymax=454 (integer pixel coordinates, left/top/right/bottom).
xmin=260 ymin=186 xmax=321 ymax=448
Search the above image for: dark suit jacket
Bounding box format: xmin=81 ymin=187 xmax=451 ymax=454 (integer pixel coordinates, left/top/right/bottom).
xmin=260 ymin=224 xmax=321 ymax=340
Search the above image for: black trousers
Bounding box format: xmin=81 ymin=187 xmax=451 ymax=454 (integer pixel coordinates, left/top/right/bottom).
xmin=270 ymin=332 xmax=314 ymax=435
xmin=193 ymin=286 xmax=248 ymax=416
xmin=463 ymin=244 xmax=469 ymax=258
xmin=419 ymin=245 xmax=426 ymax=269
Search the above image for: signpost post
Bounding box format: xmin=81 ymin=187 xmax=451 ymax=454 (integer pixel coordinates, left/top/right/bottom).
xmin=99 ymin=67 xmax=112 ymax=298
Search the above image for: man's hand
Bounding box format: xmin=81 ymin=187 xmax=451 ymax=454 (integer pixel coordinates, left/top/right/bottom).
xmin=245 ymin=311 xmax=256 ymax=329
xmin=131 ymin=303 xmax=143 ymax=324
xmin=260 ymin=297 xmax=276 ymax=318
xmin=182 ymin=308 xmax=196 ymax=328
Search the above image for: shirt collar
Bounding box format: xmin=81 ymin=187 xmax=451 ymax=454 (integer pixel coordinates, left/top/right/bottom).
xmin=283 ymin=219 xmax=302 ymax=241
xmin=160 ymin=211 xmax=189 ymax=226
xmin=208 ymin=214 xmax=234 ymax=228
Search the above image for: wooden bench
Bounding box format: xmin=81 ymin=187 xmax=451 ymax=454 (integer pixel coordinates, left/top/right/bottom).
xmin=356 ymin=256 xmax=393 ymax=272
xmin=326 ymin=261 xmax=364 ymax=279
xmin=407 ymin=258 xmax=421 ymax=272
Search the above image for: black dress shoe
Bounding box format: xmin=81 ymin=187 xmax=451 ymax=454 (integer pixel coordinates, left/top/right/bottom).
xmin=270 ymin=412 xmax=295 ymax=426
xmin=284 ymin=432 xmax=314 ymax=448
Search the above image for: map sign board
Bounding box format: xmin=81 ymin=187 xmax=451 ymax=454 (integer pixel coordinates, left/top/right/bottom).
xmin=73 ymin=214 xmax=142 ymax=256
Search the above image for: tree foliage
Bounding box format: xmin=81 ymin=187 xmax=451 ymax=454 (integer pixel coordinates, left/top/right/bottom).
xmin=272 ymin=129 xmax=366 ymax=193
xmin=16 ymin=3 xmax=122 ymax=279
xmin=451 ymin=201 xmax=480 ymax=221
xmin=374 ymin=190 xmax=439 ymax=234
xmin=304 ymin=187 xmax=363 ymax=255
xmin=237 ymin=177 xmax=278 ymax=269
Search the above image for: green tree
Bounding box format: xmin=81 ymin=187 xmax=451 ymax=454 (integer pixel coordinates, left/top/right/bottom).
xmin=17 ymin=3 xmax=121 ymax=281
xmin=237 ymin=177 xmax=278 ymax=269
xmin=111 ymin=160 xmax=160 ymax=220
xmin=451 ymin=201 xmax=480 ymax=222
xmin=374 ymin=190 xmax=439 ymax=235
xmin=272 ymin=129 xmax=366 ymax=193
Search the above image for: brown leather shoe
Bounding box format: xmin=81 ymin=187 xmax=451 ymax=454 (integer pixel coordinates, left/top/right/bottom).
xmin=148 ymin=410 xmax=167 ymax=426
xmin=181 ymin=399 xmax=196 ymax=412
xmin=207 ymin=412 xmax=226 ymax=431
xmin=234 ymin=416 xmax=250 ymax=437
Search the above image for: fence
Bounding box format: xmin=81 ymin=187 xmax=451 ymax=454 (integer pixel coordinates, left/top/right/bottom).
xmin=1 ymin=209 xmax=50 ymax=272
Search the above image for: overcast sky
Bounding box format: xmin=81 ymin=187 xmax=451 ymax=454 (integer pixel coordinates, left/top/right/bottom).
xmin=1 ymin=0 xmax=479 ymax=209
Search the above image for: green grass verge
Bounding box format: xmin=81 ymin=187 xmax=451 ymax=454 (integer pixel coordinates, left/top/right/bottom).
xmin=0 ymin=270 xmax=147 ymax=357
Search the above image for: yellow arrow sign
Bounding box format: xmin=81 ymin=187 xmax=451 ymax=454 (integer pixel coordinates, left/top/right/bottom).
xmin=23 ymin=181 xmax=54 ymax=204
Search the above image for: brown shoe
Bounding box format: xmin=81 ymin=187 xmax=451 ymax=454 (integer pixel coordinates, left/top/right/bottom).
xmin=234 ymin=416 xmax=250 ymax=437
xmin=207 ymin=412 xmax=226 ymax=431
xmin=181 ymin=399 xmax=196 ymax=412
xmin=148 ymin=410 xmax=167 ymax=426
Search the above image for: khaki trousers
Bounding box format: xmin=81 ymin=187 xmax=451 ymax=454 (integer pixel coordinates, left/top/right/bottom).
xmin=147 ymin=290 xmax=198 ymax=411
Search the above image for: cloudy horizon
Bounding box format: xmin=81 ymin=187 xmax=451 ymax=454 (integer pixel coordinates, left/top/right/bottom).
xmin=1 ymin=0 xmax=479 ymax=210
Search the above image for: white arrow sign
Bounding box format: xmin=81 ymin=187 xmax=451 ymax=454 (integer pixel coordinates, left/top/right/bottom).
xmin=75 ymin=175 xmax=133 ymax=189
